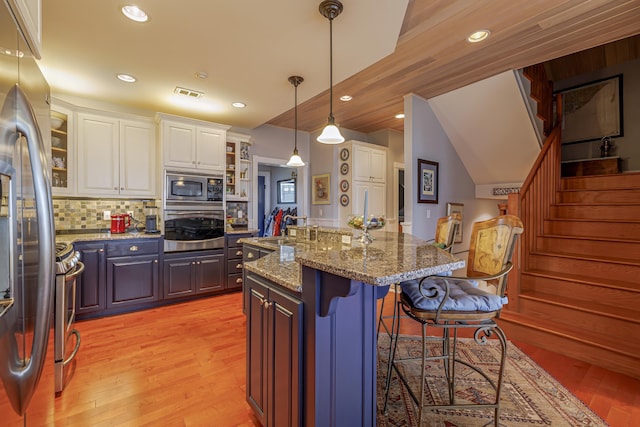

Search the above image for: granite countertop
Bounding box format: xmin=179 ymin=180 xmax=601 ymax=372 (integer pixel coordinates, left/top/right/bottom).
xmin=55 ymin=230 xmax=162 ymax=244
xmin=240 ymin=230 xmax=465 ymax=293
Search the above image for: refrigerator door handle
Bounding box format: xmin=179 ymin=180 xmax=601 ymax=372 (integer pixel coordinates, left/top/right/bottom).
xmin=1 ymin=85 xmax=55 ymax=415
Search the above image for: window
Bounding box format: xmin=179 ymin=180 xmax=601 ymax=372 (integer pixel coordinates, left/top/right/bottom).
xmin=277 ymin=179 xmax=296 ymax=204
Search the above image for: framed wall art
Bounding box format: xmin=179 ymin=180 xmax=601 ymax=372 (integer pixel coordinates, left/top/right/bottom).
xmin=417 ymin=159 xmax=438 ymax=204
xmin=312 ymin=173 xmax=331 ymax=205
xmin=446 ymin=202 xmax=464 ymax=243
xmin=559 ymin=74 xmax=623 ymax=144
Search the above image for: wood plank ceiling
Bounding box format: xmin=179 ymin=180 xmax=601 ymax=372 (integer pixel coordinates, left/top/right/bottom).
xmin=267 ymin=0 xmax=640 ymax=134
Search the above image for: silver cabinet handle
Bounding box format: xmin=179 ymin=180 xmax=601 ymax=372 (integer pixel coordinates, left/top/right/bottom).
xmin=129 ymin=245 xmax=138 ymax=252
xmin=247 ymin=252 xmax=254 ymax=259
xmin=235 ymin=250 xmax=243 ymax=256
xmin=154 ymin=260 xmax=158 ymax=264
xmin=236 ymin=263 xmax=242 ymax=269
xmin=236 ymin=278 xmax=242 ymax=284
xmin=263 ymin=300 xmax=272 ymax=309
xmin=99 ymin=248 xmax=105 ymax=253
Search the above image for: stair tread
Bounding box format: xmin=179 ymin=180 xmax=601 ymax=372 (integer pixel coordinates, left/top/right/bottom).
xmin=499 ymin=311 xmax=640 ymax=356
xmin=540 ymin=233 xmax=640 ymax=244
xmin=547 ymin=217 xmax=640 ymax=223
xmin=530 ymin=249 xmax=640 ymax=265
xmin=523 ymin=268 xmax=640 ymax=293
xmin=518 ymin=290 xmax=640 ymax=321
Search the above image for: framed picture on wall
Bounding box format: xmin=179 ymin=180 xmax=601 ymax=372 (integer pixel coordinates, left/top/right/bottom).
xmin=446 ymin=202 xmax=464 ymax=243
xmin=559 ymin=74 xmax=623 ymax=144
xmin=312 ymin=174 xmax=331 ymax=205
xmin=417 ymin=159 xmax=438 ymax=204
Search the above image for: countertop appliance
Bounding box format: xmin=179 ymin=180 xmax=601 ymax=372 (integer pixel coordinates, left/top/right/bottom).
xmin=54 ymin=243 xmax=83 ymax=393
xmin=164 ymin=170 xmax=224 ymax=210
xmin=0 ymin=1 xmax=56 ymax=424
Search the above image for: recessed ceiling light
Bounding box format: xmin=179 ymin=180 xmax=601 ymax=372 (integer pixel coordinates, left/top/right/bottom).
xmin=232 ymin=102 xmax=246 ymax=108
xmin=340 ymin=95 xmax=352 ymax=102
xmin=395 ymin=113 xmax=405 ymax=119
xmin=467 ymin=29 xmax=490 ymax=43
xmin=122 ymin=5 xmax=149 ymax=23
xmin=116 ymin=73 xmax=137 ymax=83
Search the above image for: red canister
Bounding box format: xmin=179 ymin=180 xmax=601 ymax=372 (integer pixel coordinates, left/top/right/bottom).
xmin=110 ymin=213 xmax=131 ymax=234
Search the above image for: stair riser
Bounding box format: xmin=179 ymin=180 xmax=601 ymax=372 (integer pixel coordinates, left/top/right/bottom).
xmin=550 ymin=204 xmax=640 ymax=220
xmin=535 ymin=236 xmax=640 ymax=259
xmin=520 ymin=274 xmax=640 ymax=312
xmin=518 ymin=298 xmax=639 ymax=341
xmin=559 ymin=189 xmax=640 ymax=204
xmin=562 ymin=173 xmax=640 ymax=190
xmin=498 ymin=317 xmax=640 ymax=379
xmin=544 ymin=220 xmax=640 ymax=239
xmin=528 ymin=253 xmax=640 ymax=283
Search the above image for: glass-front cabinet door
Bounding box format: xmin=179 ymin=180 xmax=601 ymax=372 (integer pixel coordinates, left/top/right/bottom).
xmin=51 ymin=105 xmax=73 ymax=195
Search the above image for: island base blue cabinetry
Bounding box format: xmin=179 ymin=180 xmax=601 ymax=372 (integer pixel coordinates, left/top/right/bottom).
xmin=245 ymin=272 xmax=302 ymax=427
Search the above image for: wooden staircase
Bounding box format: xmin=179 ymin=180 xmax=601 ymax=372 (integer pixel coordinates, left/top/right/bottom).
xmin=501 ymin=172 xmax=640 ymax=379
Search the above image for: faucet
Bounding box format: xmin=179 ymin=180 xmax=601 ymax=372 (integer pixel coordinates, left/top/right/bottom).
xmin=282 ymin=215 xmax=308 ymax=236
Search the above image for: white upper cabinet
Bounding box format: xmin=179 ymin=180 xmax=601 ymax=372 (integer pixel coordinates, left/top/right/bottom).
xmin=77 ymin=112 xmax=156 ymax=197
xmin=157 ymin=114 xmax=229 ymax=172
xmin=7 ymin=0 xmax=42 ymax=58
xmin=353 ymin=143 xmax=386 ymax=183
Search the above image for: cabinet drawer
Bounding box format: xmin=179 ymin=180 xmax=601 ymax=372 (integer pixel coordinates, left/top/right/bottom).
xmin=227 ymin=246 xmax=244 ymax=260
xmin=243 ymin=246 xmax=260 ymax=262
xmin=227 ymin=273 xmax=243 ymax=290
xmin=228 ymin=259 xmax=244 ymax=275
xmin=107 ymin=240 xmax=160 ymax=257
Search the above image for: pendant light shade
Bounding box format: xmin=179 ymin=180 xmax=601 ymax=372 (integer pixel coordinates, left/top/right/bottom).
xmin=287 ymin=76 xmax=305 ymax=167
xmin=317 ymin=0 xmax=345 ymax=145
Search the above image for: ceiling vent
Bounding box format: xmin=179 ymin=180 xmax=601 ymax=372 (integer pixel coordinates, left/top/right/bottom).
xmin=174 ymin=86 xmax=204 ymax=99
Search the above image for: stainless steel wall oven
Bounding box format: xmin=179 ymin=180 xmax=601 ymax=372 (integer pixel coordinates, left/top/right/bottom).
xmin=163 ymin=210 xmax=225 ymax=252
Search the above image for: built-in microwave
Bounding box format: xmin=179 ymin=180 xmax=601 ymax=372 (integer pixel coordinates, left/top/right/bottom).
xmin=164 ymin=171 xmax=224 ymax=210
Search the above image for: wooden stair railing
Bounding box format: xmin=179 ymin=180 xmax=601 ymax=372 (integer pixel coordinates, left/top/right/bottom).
xmin=523 ymin=64 xmax=554 ymax=136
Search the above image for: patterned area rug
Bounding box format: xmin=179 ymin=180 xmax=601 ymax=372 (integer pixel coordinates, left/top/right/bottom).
xmin=376 ymin=335 xmax=608 ymax=427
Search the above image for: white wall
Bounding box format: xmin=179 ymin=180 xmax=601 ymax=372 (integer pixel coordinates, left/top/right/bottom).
xmin=404 ymin=93 xmax=498 ymax=251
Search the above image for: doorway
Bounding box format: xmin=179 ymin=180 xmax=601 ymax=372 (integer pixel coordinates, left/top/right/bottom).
xmin=251 ymin=156 xmax=308 ymax=235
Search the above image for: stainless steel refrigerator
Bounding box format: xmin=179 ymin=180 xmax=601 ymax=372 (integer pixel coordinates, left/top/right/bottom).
xmin=0 ymin=0 xmax=56 ymax=425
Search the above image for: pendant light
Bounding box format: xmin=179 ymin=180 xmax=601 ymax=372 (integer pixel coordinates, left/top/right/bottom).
xmin=286 ymin=76 xmax=305 ymax=167
xmin=317 ymin=0 xmax=345 ymax=144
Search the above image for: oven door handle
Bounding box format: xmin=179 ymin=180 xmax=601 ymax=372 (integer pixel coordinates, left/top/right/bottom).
xmin=167 ymin=211 xmax=223 ymax=216
xmin=63 ymin=330 xmax=81 ymax=366
xmin=66 ymin=261 xmax=86 ymax=280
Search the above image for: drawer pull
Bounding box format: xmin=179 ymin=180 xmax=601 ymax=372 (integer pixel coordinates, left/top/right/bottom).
xmin=247 ymin=252 xmax=254 ymax=259
xmin=235 ymin=250 xmax=243 ymax=256
xmin=236 ymin=263 xmax=242 ymax=269
xmin=236 ymin=278 xmax=243 ymax=284
xmin=129 ymin=245 xmax=138 ymax=252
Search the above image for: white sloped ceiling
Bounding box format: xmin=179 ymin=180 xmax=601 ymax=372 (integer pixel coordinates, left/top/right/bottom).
xmin=428 ymin=71 xmax=541 ymax=195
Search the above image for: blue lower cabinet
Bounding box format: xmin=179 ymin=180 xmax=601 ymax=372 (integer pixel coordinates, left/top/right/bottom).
xmin=245 ymin=272 xmax=302 ymax=427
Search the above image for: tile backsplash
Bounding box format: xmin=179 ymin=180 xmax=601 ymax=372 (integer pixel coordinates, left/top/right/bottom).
xmin=53 ymin=198 xmax=161 ymax=231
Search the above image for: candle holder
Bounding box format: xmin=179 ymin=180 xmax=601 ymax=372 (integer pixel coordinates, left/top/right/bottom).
xmin=347 ymin=215 xmax=385 ymax=245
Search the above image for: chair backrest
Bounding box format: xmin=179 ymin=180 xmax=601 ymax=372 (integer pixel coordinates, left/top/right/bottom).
xmin=434 ymin=213 xmax=462 ymax=253
xmin=466 ymin=215 xmax=524 ymax=296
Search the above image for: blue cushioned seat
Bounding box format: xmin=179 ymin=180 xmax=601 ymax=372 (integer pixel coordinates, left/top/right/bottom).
xmin=400 ymin=278 xmax=507 ymax=312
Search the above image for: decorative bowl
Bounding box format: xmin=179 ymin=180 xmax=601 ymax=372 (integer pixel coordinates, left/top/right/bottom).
xmin=51 ymin=136 xmax=63 ymax=147
xmin=51 ymin=116 xmax=64 ymax=130
xmin=347 ymin=215 xmax=385 ymax=231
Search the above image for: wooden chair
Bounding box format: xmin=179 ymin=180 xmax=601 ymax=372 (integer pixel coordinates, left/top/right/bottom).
xmin=383 ymin=215 xmax=523 ymax=426
xmin=377 ymin=213 xmax=462 ymax=340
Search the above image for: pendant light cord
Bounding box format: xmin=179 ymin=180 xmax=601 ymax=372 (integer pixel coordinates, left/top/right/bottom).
xmin=329 ymin=16 xmax=334 ymax=123
xmin=294 ymin=80 xmax=298 ymax=150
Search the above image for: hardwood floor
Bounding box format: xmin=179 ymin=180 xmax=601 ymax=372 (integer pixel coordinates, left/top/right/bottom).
xmin=54 ymin=291 xmax=639 ymax=426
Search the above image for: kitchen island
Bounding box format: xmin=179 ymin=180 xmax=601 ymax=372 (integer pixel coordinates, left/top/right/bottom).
xmin=240 ymin=229 xmax=465 ymax=427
